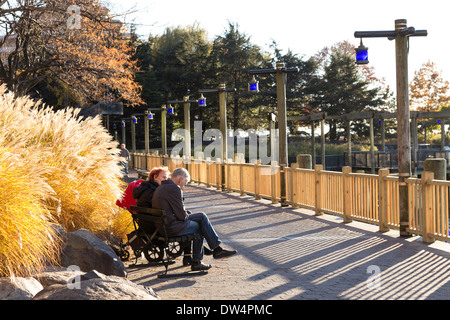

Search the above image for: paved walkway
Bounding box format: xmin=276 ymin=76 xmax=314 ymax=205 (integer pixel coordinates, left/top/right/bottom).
xmin=125 ymin=170 xmax=450 ymax=300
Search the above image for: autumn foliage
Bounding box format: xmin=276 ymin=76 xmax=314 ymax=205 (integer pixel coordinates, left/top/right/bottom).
xmin=410 ymin=61 xmax=450 ymax=111
xmin=0 ymin=0 xmax=143 ymax=107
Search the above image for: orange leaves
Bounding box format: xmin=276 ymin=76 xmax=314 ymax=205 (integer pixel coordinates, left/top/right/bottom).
xmin=43 ymin=1 xmax=143 ymax=106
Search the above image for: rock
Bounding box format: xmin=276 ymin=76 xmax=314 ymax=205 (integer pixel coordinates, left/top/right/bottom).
xmin=33 ymin=270 xmax=159 ymax=300
xmin=0 ymin=277 xmax=43 ymax=300
xmin=61 ymin=228 xmax=127 ymax=277
xmin=33 ymin=266 xmax=85 ymax=287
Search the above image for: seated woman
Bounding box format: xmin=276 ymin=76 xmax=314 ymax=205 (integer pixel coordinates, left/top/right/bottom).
xmin=132 ymin=167 xmax=169 ymax=207
xmin=131 ymin=167 xmax=169 ymax=233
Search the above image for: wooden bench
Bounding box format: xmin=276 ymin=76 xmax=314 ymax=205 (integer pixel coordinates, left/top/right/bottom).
xmin=129 ymin=205 xmax=207 ymax=278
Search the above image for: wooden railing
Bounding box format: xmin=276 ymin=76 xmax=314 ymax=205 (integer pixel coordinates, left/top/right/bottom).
xmin=130 ymin=153 xmax=450 ymax=244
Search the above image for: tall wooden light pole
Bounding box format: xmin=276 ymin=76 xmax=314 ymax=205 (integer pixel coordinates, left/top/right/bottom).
xmin=249 ymin=62 xmax=299 ymax=206
xmin=355 ymin=19 xmax=427 ymax=237
xmin=167 ymin=96 xmax=198 ymax=169
xmin=198 ymin=84 xmax=236 ymax=190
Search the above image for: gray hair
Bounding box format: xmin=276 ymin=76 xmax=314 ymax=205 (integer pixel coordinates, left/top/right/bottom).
xmin=171 ymin=167 xmax=191 ymax=182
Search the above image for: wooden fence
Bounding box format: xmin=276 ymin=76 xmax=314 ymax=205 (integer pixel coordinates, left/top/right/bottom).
xmin=131 ymin=153 xmax=450 ymax=244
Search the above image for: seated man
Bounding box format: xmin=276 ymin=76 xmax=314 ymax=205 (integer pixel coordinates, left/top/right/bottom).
xmin=152 ymin=167 xmax=237 ymax=271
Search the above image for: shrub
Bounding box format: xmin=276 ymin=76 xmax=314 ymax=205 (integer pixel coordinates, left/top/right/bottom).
xmin=0 ymin=85 xmax=124 ymax=277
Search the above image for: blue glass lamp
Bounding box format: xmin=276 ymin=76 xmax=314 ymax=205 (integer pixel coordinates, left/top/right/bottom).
xmin=147 ymin=112 xmax=154 ymax=120
xmin=168 ymin=105 xmax=174 ymax=114
xmin=132 ymin=116 xmax=137 ymax=124
xmin=248 ymin=75 xmax=259 ymax=93
xmin=355 ymin=39 xmax=369 ymax=65
xmin=121 ymin=120 xmax=125 ymax=127
xmin=198 ymin=94 xmax=206 ymax=107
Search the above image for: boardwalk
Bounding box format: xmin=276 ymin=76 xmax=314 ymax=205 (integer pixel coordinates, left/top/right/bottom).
xmin=125 ymin=172 xmax=450 ymax=301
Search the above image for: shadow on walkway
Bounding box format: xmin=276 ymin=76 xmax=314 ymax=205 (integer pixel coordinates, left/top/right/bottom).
xmin=126 ymin=183 xmax=450 ymax=300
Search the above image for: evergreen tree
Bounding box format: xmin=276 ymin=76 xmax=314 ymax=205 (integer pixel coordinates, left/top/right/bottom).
xmin=206 ymin=22 xmax=266 ymax=130
xmin=311 ymin=41 xmax=385 ymax=140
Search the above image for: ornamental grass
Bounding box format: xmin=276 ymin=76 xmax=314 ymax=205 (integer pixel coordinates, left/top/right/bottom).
xmin=0 ymin=85 xmax=126 ymax=277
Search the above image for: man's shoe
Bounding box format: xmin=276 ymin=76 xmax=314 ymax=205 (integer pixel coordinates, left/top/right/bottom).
xmin=183 ymin=255 xmax=193 ymax=266
xmin=213 ymin=248 xmax=237 ymax=259
xmin=191 ymin=262 xmax=212 ymax=271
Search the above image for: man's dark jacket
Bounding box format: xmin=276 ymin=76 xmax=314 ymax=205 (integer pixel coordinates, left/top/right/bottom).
xmin=152 ymin=179 xmax=189 ymax=236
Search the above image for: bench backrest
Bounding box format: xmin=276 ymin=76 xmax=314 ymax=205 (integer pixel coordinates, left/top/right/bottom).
xmin=129 ymin=205 xmax=168 ymax=227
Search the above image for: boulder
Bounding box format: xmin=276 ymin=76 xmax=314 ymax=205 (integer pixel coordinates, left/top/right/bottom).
xmin=33 ymin=270 xmax=159 ymax=300
xmin=33 ymin=266 xmax=85 ymax=287
xmin=61 ymin=228 xmax=127 ymax=277
xmin=0 ymin=277 xmax=43 ymax=300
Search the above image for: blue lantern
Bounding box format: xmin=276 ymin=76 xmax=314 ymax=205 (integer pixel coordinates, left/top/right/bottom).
xmin=121 ymin=120 xmax=125 ymax=127
xmin=355 ymin=39 xmax=369 ymax=65
xmin=248 ymin=75 xmax=259 ymax=93
xmin=148 ymin=113 xmax=154 ymax=120
xmin=132 ymin=116 xmax=137 ymax=124
xmin=168 ymin=105 xmax=174 ymax=114
xmin=198 ymin=94 xmax=206 ymax=107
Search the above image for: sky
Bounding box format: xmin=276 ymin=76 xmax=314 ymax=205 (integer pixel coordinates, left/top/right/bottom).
xmin=104 ymin=0 xmax=449 ymax=93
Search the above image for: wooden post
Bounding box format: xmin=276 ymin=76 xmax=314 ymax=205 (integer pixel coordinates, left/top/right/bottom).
xmin=342 ymin=166 xmax=352 ymax=223
xmin=218 ymin=84 xmax=228 ymax=192
xmin=276 ymin=62 xmax=288 ymax=206
xmin=131 ymin=117 xmax=136 ymax=153
xmin=412 ymin=115 xmax=418 ymax=177
xmin=286 ymin=167 xmax=293 ymax=207
xmin=240 ymin=159 xmax=245 ymax=196
xmin=321 ymin=116 xmax=326 ymax=169
xmin=161 ymin=107 xmax=167 ymax=158
xmin=311 ymin=121 xmax=316 ymax=169
xmin=226 ymin=158 xmax=232 ymax=193
xmin=296 ymin=154 xmax=312 ymax=169
xmin=369 ymin=117 xmax=375 ymax=174
xmin=424 ymin=158 xmax=446 ymax=180
xmin=184 ymin=97 xmax=191 ymax=173
xmin=255 ymin=160 xmax=261 ymax=200
xmin=197 ymin=154 xmax=203 ymax=186
xmin=206 ymin=157 xmax=211 ymax=188
xmin=144 ymin=111 xmax=150 ymax=154
xmin=289 ymin=163 xmax=298 ymax=208
xmin=347 ymin=120 xmax=352 ymax=167
xmin=315 ymin=164 xmax=323 ymax=216
xmin=421 ymin=171 xmax=435 ymax=243
xmin=395 ymin=19 xmax=412 ymax=237
xmin=271 ymin=161 xmax=279 ymax=204
xmin=216 ymin=158 xmax=221 ymax=191
xmin=378 ymin=168 xmax=390 ymax=232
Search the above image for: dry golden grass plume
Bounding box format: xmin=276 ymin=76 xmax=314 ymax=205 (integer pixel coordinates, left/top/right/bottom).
xmin=0 ymin=85 xmax=126 ymax=277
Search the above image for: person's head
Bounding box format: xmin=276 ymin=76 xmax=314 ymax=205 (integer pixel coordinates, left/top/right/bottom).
xmin=149 ymin=167 xmax=170 ymax=185
xmin=120 ymin=144 xmax=125 ymax=149
xmin=170 ymin=168 xmax=190 ymax=189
